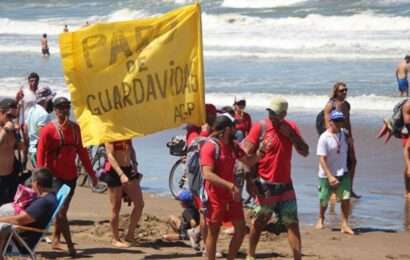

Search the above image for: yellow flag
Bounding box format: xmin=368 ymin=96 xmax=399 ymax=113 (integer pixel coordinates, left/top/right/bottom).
xmin=59 ymin=4 xmax=205 ymax=146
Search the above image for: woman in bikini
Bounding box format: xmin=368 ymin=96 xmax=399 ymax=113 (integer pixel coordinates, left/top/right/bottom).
xmin=104 ymin=139 xmax=144 ymax=248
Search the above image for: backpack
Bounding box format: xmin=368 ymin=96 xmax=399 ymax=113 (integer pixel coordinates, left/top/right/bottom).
xmin=385 ymin=99 xmax=409 ymax=138
xmin=51 ymin=120 xmax=80 ymax=157
xmin=186 ymin=137 xmax=220 ymax=196
xmin=316 ymin=100 xmax=336 ymax=136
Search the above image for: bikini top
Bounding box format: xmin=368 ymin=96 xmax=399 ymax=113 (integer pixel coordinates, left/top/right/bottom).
xmin=113 ymin=140 xmax=131 ymax=151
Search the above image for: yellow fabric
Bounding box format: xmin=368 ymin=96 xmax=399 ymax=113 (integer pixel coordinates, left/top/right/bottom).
xmin=59 ymin=4 xmax=205 ymax=146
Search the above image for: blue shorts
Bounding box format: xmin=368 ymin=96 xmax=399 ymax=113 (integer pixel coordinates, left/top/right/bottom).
xmin=398 ymin=79 xmax=409 ymax=92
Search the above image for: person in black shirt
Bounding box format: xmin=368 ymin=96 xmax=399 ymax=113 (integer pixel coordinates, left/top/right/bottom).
xmin=0 ymin=167 xmax=57 ymax=255
xmin=163 ymin=190 xmax=200 ymax=250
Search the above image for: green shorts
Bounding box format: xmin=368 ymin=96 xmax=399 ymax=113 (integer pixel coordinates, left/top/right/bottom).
xmin=254 ymin=199 xmax=298 ymax=226
xmin=318 ymin=174 xmax=351 ymax=207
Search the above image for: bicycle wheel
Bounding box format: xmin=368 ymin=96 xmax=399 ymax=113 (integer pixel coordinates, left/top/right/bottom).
xmin=169 ymin=158 xmax=188 ymax=198
xmin=76 ymin=159 xmax=88 ymax=187
xmin=90 ymin=146 xmax=108 ymax=193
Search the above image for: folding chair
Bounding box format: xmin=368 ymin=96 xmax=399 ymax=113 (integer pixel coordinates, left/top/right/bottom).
xmin=1 ymin=184 xmax=71 ymax=260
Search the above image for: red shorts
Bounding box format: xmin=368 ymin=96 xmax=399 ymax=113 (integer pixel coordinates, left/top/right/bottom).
xmin=403 ymin=137 xmax=408 ymax=147
xmin=206 ymin=197 xmax=244 ymax=224
xmin=193 ymin=194 xmax=201 ymax=210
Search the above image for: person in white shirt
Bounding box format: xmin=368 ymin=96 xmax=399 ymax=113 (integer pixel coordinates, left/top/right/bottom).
xmin=315 ymin=110 xmax=354 ymax=235
xmin=26 ymin=86 xmax=55 ymax=167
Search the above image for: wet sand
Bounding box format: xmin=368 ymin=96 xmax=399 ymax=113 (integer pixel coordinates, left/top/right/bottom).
xmin=34 ymin=186 xmax=410 ymax=260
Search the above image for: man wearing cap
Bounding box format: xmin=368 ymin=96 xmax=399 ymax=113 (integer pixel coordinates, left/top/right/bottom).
xmin=233 ymin=98 xmax=252 ymax=142
xmin=200 ymin=114 xmax=263 ymax=260
xmin=0 ymin=98 xmax=24 ymax=206
xmin=26 ymin=87 xmax=56 ymax=167
xmin=323 ymin=82 xmax=359 ymax=199
xmin=316 ymin=111 xmax=354 ymax=234
xmin=396 ymin=55 xmax=410 ymax=97
xmin=36 ymin=97 xmax=97 ymax=256
xmin=243 ymin=97 xmax=309 ymax=260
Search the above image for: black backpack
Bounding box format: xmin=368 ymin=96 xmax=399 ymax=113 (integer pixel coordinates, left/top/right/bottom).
xmin=385 ymin=99 xmax=409 ymax=138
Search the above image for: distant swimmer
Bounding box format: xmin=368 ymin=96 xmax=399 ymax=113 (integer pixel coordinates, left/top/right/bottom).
xmin=40 ymin=33 xmax=49 ymax=56
xmin=395 ymin=55 xmax=410 ymax=97
xmin=63 ymin=24 xmax=69 ymax=32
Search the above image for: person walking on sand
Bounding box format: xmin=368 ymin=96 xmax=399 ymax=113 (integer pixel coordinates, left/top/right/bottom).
xmin=104 ymin=138 xmax=144 ymax=248
xmin=26 ymin=86 xmax=55 ymax=167
xmin=36 ymin=97 xmax=97 ymax=257
xmin=396 ymin=55 xmax=410 ymax=97
xmin=315 ymin=111 xmax=354 ymax=235
xmin=378 ymin=100 xmax=410 ymax=198
xmin=323 ymin=82 xmax=360 ymax=199
xmin=41 ymin=34 xmax=49 ymax=56
xmin=243 ymin=97 xmax=309 ymax=260
xmin=200 ymin=114 xmax=263 ymax=260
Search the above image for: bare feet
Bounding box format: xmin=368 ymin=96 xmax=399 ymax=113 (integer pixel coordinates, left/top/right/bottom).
xmin=112 ymin=239 xmax=130 ymax=248
xmin=341 ymin=224 xmax=355 ymax=235
xmin=315 ymin=218 xmax=325 ymax=229
xmin=51 ymin=241 xmax=65 ymax=251
xmin=68 ymin=246 xmax=77 ymax=258
xmin=351 ymin=191 xmax=362 ymax=199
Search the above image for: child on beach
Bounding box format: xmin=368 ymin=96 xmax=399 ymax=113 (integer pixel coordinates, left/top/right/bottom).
xmin=163 ymin=190 xmax=201 ymax=251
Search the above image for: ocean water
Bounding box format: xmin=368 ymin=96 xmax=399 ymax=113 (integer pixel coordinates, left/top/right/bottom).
xmin=1 ymin=0 xmax=410 ymax=230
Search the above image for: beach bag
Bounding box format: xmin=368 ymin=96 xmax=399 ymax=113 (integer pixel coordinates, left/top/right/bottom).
xmin=12 ymin=184 xmax=37 ymax=214
xmin=385 ymin=99 xmax=408 ymax=138
xmin=186 ymin=137 xmax=220 ymax=196
xmin=316 ymin=100 xmax=336 ymax=136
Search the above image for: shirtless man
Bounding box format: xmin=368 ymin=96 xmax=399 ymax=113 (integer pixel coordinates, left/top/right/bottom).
xmin=378 ymin=100 xmax=410 ymax=198
xmin=41 ymin=34 xmax=50 ymax=56
xmin=0 ymin=98 xmax=23 ymax=206
xmin=396 ymin=56 xmax=410 ymax=97
xmin=323 ymin=82 xmax=359 ymax=198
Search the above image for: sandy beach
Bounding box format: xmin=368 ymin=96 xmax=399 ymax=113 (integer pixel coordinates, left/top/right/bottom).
xmin=32 ymin=186 xmax=410 ymax=260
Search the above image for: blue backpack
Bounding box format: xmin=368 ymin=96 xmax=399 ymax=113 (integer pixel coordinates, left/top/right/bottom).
xmin=186 ymin=137 xmax=220 ymax=197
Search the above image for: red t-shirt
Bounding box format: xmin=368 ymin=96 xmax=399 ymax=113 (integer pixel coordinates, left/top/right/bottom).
xmin=200 ymin=139 xmax=240 ymax=202
xmin=186 ymin=125 xmax=210 ymax=146
xmin=234 ymin=112 xmax=252 ymax=134
xmin=245 ymin=118 xmax=300 ymax=184
xmin=37 ymin=121 xmax=95 ymax=181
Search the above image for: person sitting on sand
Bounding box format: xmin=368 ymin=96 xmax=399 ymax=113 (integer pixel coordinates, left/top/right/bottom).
xmin=315 ymin=111 xmax=354 ymax=235
xmin=40 ymin=34 xmax=49 ymax=56
xmin=162 ymin=190 xmax=200 ymax=250
xmin=395 ymin=55 xmax=410 ymax=97
xmin=104 ymin=139 xmax=144 ymax=248
xmin=0 ymin=168 xmax=57 ymax=257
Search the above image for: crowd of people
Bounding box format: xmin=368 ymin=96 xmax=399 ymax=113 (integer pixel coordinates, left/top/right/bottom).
xmin=0 ymin=71 xmax=409 ymax=260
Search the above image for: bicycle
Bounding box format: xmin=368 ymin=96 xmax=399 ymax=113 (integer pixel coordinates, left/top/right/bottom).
xmin=166 ymin=136 xmax=253 ymax=206
xmin=76 ymin=145 xmax=108 ymax=193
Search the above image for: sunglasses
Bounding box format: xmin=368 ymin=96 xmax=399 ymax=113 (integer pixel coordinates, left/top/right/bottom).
xmin=55 ymin=105 xmax=71 ymax=110
xmin=338 ymin=88 xmax=348 ymax=93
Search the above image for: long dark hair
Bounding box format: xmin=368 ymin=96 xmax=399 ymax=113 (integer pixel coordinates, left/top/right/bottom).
xmin=330 ymin=81 xmax=346 ymax=99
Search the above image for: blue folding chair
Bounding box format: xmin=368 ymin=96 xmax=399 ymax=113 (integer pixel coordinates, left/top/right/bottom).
xmin=2 ymin=184 xmax=71 ymax=260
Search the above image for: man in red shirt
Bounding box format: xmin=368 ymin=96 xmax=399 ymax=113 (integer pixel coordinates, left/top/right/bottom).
xmin=233 ymin=98 xmax=252 ymax=141
xmin=37 ymin=97 xmax=97 ymax=256
xmin=186 ymin=103 xmax=217 ymax=146
xmin=243 ymin=97 xmax=309 ymax=260
xmin=200 ymin=114 xmax=263 ymax=260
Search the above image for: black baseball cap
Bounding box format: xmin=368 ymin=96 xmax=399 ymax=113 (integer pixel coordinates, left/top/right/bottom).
xmin=53 ymin=97 xmax=71 ymax=107
xmin=0 ymin=98 xmax=17 ymax=110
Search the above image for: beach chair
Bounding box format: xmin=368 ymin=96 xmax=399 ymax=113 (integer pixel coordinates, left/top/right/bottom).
xmin=1 ymin=184 xmax=71 ymax=260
